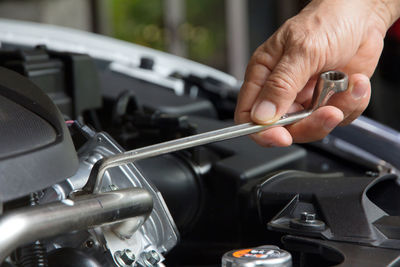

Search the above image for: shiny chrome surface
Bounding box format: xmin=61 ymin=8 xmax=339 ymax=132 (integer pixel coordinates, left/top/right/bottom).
xmin=65 ymin=132 xmax=178 ymax=264
xmin=311 ymin=71 xmax=348 ymax=110
xmin=222 ymin=245 xmax=292 ymax=267
xmin=0 ymin=188 xmax=153 ymax=262
xmin=83 ymin=71 xmax=348 ymax=193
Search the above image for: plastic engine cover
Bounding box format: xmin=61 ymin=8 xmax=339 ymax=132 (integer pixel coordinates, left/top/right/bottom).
xmin=0 ymin=67 xmax=78 ymax=202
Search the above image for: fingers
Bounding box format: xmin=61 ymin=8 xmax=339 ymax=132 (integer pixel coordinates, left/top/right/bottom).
xmin=247 ymin=102 xmax=304 ymax=147
xmin=234 ymin=4 xmax=378 ymax=148
xmin=283 ymin=73 xmax=370 ymax=143
xmin=248 ymin=73 xmax=370 ymax=146
xmin=234 ymin=32 xmax=284 ymax=125
xmin=249 ymin=106 xmax=343 ymax=146
xmin=250 ymin=126 xmax=293 ymax=147
xmin=250 ymin=52 xmax=313 ymax=125
xmin=325 ymin=73 xmax=371 ymax=125
xmin=286 ymin=106 xmax=344 ymax=143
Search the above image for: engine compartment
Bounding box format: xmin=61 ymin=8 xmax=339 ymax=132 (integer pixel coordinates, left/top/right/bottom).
xmin=1 ymin=29 xmax=400 ymax=266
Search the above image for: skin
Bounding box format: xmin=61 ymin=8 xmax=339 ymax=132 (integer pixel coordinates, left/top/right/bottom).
xmin=235 ymin=0 xmax=400 ymax=147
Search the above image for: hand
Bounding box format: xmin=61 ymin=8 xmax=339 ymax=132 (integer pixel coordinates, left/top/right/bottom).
xmin=235 ymin=0 xmax=400 ymax=147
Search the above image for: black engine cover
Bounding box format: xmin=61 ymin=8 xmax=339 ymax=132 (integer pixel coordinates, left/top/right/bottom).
xmin=0 ymin=67 xmax=78 ymax=202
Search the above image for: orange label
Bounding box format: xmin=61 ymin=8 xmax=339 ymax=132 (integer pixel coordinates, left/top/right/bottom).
xmin=232 ymin=248 xmax=280 ymax=259
xmin=232 ymin=249 xmax=252 ymax=258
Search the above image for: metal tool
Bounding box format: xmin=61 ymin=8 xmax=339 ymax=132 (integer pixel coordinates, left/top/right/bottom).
xmin=82 ymin=70 xmax=348 ymax=193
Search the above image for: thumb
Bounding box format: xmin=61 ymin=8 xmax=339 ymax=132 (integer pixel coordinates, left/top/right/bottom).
xmin=250 ymin=55 xmax=313 ymax=124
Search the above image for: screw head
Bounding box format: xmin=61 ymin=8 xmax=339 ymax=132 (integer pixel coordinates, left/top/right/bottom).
xmin=114 ymin=249 xmax=135 ymax=266
xmin=103 ymin=184 xmax=119 ymax=192
xmin=300 ymin=212 xmax=315 ymax=222
xmin=290 ymin=211 xmax=325 ymax=231
xmin=141 ymin=250 xmax=161 ymax=266
xmin=84 ymin=239 xmax=94 ymax=248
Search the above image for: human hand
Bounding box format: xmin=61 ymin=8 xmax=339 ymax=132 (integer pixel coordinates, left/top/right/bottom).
xmin=235 ymin=0 xmax=400 ymax=147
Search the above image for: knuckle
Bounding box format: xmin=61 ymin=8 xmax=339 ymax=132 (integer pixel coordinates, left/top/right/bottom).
xmin=234 ymin=106 xmax=250 ymax=124
xmin=284 ymin=22 xmax=319 ymax=55
xmin=234 ymin=112 xmax=244 ymax=124
xmin=265 ymin=74 xmax=295 ymax=100
xmin=234 ymin=113 xmax=241 ymax=124
xmin=299 ymin=37 xmax=318 ymax=55
xmin=252 ymin=52 xmax=268 ymax=66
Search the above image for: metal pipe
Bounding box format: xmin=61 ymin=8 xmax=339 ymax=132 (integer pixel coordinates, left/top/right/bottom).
xmin=0 ymin=188 xmax=153 ymax=262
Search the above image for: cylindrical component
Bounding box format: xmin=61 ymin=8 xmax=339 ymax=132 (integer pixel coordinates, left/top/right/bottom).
xmin=222 ymin=245 xmax=292 ymax=267
xmin=300 ymin=212 xmax=315 ymax=222
xmin=114 ymin=249 xmax=135 ymax=266
xmin=16 ymin=192 xmax=49 ymax=267
xmin=289 ymin=212 xmax=325 ymax=231
xmin=16 ymin=240 xmax=48 ymax=267
xmin=311 ymin=71 xmax=348 ymax=110
xmin=0 ymin=188 xmax=153 ymax=262
xmin=141 ymin=250 xmax=161 ymax=267
xmin=136 ymin=154 xmax=202 ymax=232
xmin=47 ymin=248 xmax=102 ymax=267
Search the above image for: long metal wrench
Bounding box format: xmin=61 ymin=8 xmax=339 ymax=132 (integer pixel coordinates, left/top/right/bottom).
xmin=83 ymin=71 xmax=348 ymax=193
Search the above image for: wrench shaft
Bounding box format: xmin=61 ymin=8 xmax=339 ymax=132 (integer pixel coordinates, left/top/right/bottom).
xmin=83 ymin=70 xmax=348 ymax=193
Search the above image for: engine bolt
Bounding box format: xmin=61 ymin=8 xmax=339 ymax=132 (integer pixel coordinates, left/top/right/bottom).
xmin=103 ymin=184 xmax=119 ymax=192
xmin=141 ymin=250 xmax=161 ymax=266
xmin=84 ymin=239 xmax=94 ymax=248
xmin=114 ymin=249 xmax=135 ymax=266
xmin=300 ymin=212 xmax=315 ymax=223
xmin=290 ymin=211 xmax=325 ymax=231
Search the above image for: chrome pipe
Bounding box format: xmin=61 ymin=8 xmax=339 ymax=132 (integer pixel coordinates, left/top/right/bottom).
xmin=0 ymin=188 xmax=153 ymax=262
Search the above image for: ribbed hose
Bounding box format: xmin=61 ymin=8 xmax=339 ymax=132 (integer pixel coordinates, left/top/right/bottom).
xmin=16 ymin=193 xmax=48 ymax=267
xmin=17 ymin=241 xmax=48 ymax=267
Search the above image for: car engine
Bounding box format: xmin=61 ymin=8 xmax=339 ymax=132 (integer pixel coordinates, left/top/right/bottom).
xmin=1 ymin=20 xmax=400 ymax=267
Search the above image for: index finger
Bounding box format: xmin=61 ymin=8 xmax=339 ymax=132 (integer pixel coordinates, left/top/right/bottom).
xmin=234 ymin=33 xmax=283 ymax=124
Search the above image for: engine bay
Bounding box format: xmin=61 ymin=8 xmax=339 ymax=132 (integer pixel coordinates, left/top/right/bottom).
xmin=1 ymin=21 xmax=400 ymax=267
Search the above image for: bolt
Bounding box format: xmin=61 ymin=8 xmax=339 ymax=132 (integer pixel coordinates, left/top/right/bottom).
xmin=366 ymin=171 xmax=379 ymax=177
xmin=300 ymin=212 xmax=316 ymax=223
xmin=290 ymin=212 xmax=325 ymax=231
xmin=103 ymin=184 xmax=119 ymax=192
xmin=141 ymin=250 xmax=161 ymax=266
xmin=114 ymin=249 xmax=135 ymax=266
xmin=84 ymin=239 xmax=94 ymax=248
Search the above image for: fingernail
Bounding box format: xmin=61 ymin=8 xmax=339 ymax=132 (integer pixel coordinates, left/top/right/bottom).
xmin=252 ymin=100 xmax=276 ymax=122
xmin=324 ymin=117 xmax=340 ymax=131
xmin=351 ymin=80 xmax=368 ymax=100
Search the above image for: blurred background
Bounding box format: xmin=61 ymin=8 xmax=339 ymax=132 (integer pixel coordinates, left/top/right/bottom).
xmin=0 ymin=0 xmax=308 ymax=80
xmin=0 ymin=0 xmax=400 ymax=130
